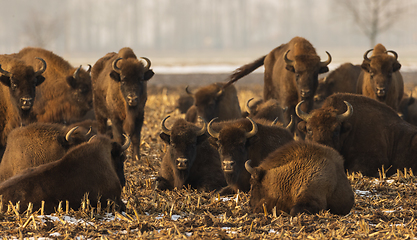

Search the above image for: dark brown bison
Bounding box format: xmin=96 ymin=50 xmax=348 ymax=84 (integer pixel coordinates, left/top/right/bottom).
xmin=226 ymin=36 xmax=331 ymax=131
xmin=243 ymin=98 xmax=286 ymax=123
xmin=0 ymin=122 xmax=93 ymax=182
xmin=207 ymin=117 xmax=294 ymax=194
xmin=356 ymin=44 xmax=403 ymax=111
xmin=0 ymin=55 xmax=46 ymax=147
xmin=156 ymin=116 xmax=226 ymax=191
xmin=176 ymin=94 xmax=194 ymax=114
xmin=245 ymin=140 xmax=354 ymax=216
xmin=314 ymin=63 xmax=361 ymax=108
xmin=0 ymin=134 xmax=129 ymax=214
xmin=91 ymin=47 xmax=154 ymax=161
xmin=185 ymin=82 xmax=241 ymax=123
xmin=296 ymin=93 xmax=417 ymax=177
xmin=13 ymin=47 xmax=93 ymax=124
xmin=399 ymin=95 xmax=417 ymax=126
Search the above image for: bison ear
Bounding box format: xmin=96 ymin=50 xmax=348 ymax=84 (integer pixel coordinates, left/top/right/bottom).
xmin=110 ymin=71 xmax=121 ymax=82
xmin=159 ymin=132 xmax=170 ymax=144
xmin=66 ymin=76 xmax=78 ymax=89
xmin=208 ymin=137 xmax=218 ymax=148
xmin=285 ymin=65 xmax=295 ymax=73
xmin=143 ymin=70 xmax=154 ymax=81
xmin=319 ymin=66 xmax=329 ymax=74
xmin=361 ymin=61 xmax=371 ymax=73
xmin=297 ymin=121 xmax=307 ymax=133
xmin=0 ymin=75 xmax=11 ymax=87
xmin=35 ymin=75 xmax=46 ymax=86
xmin=393 ymin=62 xmax=401 ymax=72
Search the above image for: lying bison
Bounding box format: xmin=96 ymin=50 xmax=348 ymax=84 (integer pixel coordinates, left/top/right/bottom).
xmin=245 ymin=140 xmax=354 ymax=216
xmin=243 ymin=98 xmax=286 ymax=123
xmin=207 ymin=117 xmax=294 ymax=194
xmin=297 ymin=93 xmax=417 ymax=177
xmin=0 ymin=134 xmax=129 ymax=214
xmin=356 ymin=44 xmax=403 ymax=111
xmin=156 ymin=116 xmax=226 ymax=191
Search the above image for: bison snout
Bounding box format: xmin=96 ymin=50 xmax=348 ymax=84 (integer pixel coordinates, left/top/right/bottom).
xmin=176 ymin=158 xmax=188 ymax=170
xmin=376 ymin=87 xmax=386 ymax=97
xmin=127 ymin=95 xmax=138 ymax=107
xmin=20 ymin=97 xmax=33 ymax=110
xmin=222 ymin=160 xmax=235 ymax=173
xmin=300 ymin=89 xmax=311 ymax=98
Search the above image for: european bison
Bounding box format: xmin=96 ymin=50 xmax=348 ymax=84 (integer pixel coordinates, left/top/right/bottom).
xmin=314 ymin=63 xmax=361 ymax=108
xmin=13 ymin=47 xmax=93 ymax=124
xmin=207 ymin=117 xmax=294 ymax=194
xmin=244 ymin=98 xmax=286 ymax=123
xmin=0 ymin=122 xmax=92 ymax=182
xmin=0 ymin=134 xmax=129 ymax=214
xmin=156 ymin=116 xmax=226 ymax=191
xmin=245 ymin=140 xmax=354 ymax=216
xmin=226 ymin=36 xmax=331 ymax=131
xmin=297 ymin=93 xmax=417 ymax=177
xmin=176 ymin=94 xmax=194 ymax=114
xmin=356 ymin=44 xmax=403 ymax=111
xmin=91 ymin=47 xmax=154 ymax=161
xmin=185 ymin=82 xmax=242 ymax=123
xmin=0 ymin=55 xmax=46 ymax=147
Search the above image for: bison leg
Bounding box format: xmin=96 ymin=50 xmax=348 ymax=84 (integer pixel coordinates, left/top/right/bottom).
xmin=290 ymin=200 xmax=322 ymax=216
xmin=155 ymin=176 xmax=173 ymax=190
xmin=218 ymin=185 xmax=236 ymax=195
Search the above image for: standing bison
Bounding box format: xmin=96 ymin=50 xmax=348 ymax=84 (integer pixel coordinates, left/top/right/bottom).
xmin=91 ymin=47 xmax=154 ymax=161
xmin=0 ymin=55 xmax=46 ymax=148
xmin=356 ymin=44 xmax=403 ymax=111
xmin=207 ymin=117 xmax=294 ymax=194
xmin=297 ymin=93 xmax=417 ymax=177
xmin=156 ymin=116 xmax=226 ymax=191
xmin=13 ymin=47 xmax=93 ymax=124
xmin=245 ymin=140 xmax=354 ymax=216
xmin=227 ymin=36 xmax=331 ymax=131
xmin=185 ymin=82 xmax=241 ymax=123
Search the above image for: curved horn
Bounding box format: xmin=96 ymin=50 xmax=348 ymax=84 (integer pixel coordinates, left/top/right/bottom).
xmin=385 ymin=50 xmax=398 ymax=60
xmin=0 ymin=64 xmax=12 ymax=78
xmin=161 ymin=115 xmax=171 ymax=135
xmin=140 ymin=57 xmax=151 ymax=69
xmin=112 ymin=58 xmax=122 ymax=73
xmin=73 ymin=65 xmax=82 ymax=80
xmin=320 ymin=51 xmax=332 ymax=67
xmin=336 ymin=101 xmax=353 ymax=122
xmin=283 ymin=50 xmax=293 ymax=66
xmin=295 ymin=100 xmax=312 ymax=122
xmin=185 ymin=85 xmax=193 ymax=95
xmin=86 ymin=64 xmax=92 ymax=73
xmin=245 ymin=117 xmax=258 ymax=139
xmin=85 ymin=127 xmax=92 ymax=136
xmin=88 ymin=135 xmax=97 ymax=143
xmin=65 ymin=126 xmax=79 ymax=142
xmin=121 ymin=134 xmax=131 ymax=151
xmin=216 ymin=88 xmax=224 ymax=98
xmin=34 ymin=57 xmax=47 ymax=76
xmin=196 ymin=116 xmax=207 ymax=136
xmin=246 ymin=98 xmax=254 ymax=115
xmin=363 ymin=49 xmax=373 ymax=62
xmin=285 ymin=115 xmax=294 ymax=130
xmin=245 ymin=160 xmax=255 ymax=175
xmin=207 ymin=117 xmax=220 ymax=139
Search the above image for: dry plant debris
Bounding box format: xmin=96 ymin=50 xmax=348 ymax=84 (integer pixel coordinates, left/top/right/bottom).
xmin=0 ymin=85 xmax=416 ymax=239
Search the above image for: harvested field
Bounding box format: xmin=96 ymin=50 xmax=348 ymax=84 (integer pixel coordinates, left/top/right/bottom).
xmin=1 ymin=72 xmax=417 ymax=239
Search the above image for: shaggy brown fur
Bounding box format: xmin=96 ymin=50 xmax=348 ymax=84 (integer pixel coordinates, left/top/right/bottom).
xmin=298 ymin=93 xmax=417 ymax=177
xmin=185 ymin=82 xmax=241 ymax=123
xmin=0 ymin=122 xmax=92 ymax=182
xmin=208 ymin=118 xmax=294 ymax=194
xmin=13 ymin=47 xmax=92 ymax=124
xmin=248 ymin=140 xmax=354 ymax=216
xmin=356 ymin=43 xmax=403 ymax=111
xmin=91 ymin=47 xmax=154 ymax=161
xmin=0 ymin=135 xmax=126 ymax=214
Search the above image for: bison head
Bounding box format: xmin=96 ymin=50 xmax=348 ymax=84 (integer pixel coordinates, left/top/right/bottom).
xmin=160 ymin=116 xmax=207 ymax=175
xmin=244 ymin=160 xmax=270 ymax=213
xmin=66 ymin=65 xmax=93 ymax=115
xmin=207 ymin=117 xmax=258 ymax=186
xmin=361 ymin=48 xmax=401 ymax=100
xmin=189 ymin=83 xmax=225 ymax=122
xmin=0 ymin=58 xmax=46 ymax=113
xmin=110 ymin=57 xmax=154 ymax=108
xmin=296 ymin=100 xmax=353 ymax=151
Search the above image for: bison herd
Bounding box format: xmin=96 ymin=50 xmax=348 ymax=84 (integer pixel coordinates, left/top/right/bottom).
xmin=0 ymin=36 xmax=414 ymax=217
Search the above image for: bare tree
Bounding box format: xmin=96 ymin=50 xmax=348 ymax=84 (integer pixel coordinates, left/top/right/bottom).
xmin=337 ymin=0 xmax=410 ymax=47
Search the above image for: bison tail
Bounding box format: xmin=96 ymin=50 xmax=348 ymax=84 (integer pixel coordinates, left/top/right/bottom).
xmin=223 ymin=55 xmax=266 ymax=89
